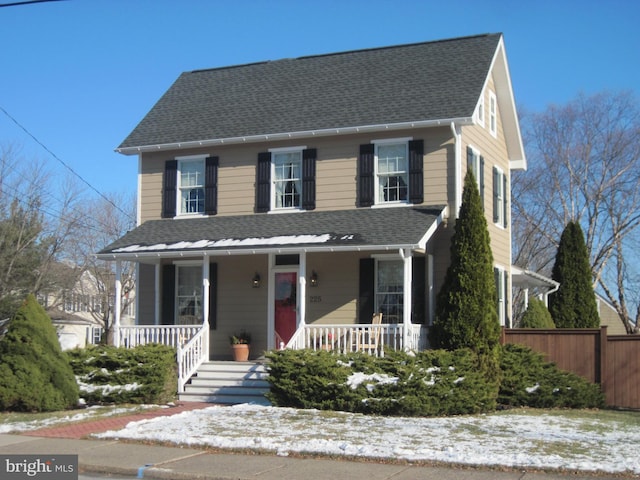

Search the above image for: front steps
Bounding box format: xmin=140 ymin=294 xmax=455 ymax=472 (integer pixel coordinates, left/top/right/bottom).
xmin=179 ymin=361 xmax=271 ymax=405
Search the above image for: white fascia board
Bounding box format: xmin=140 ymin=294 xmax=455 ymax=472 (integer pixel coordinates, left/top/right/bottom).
xmin=115 ymin=117 xmax=474 ymax=156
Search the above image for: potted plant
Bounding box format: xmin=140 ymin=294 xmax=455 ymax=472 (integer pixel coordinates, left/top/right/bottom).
xmin=230 ymin=330 xmax=251 ymax=361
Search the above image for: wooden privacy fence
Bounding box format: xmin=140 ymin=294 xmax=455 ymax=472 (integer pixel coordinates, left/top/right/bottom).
xmin=501 ymin=327 xmax=640 ymax=409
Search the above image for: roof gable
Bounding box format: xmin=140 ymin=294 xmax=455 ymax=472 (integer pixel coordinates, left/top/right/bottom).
xmin=118 ymin=34 xmax=503 ymax=153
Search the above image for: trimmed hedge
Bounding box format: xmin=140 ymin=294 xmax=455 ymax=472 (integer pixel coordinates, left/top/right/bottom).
xmin=66 ymin=344 xmax=177 ymax=405
xmin=266 ymin=348 xmax=499 ymax=416
xmin=266 ymin=345 xmax=604 ymax=416
xmin=0 ymin=295 xmax=79 ymax=412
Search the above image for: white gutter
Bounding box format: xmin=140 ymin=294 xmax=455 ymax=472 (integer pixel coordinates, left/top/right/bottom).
xmin=116 ymin=117 xmax=474 ymax=155
xmin=450 ymin=122 xmax=462 ymax=217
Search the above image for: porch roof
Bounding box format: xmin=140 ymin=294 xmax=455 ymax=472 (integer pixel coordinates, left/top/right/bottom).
xmin=97 ymin=206 xmax=446 ymax=260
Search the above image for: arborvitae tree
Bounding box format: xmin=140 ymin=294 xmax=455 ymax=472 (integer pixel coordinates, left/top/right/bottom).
xmin=548 ymin=221 xmax=600 ymax=328
xmin=429 ymin=170 xmax=501 ymax=355
xmin=0 ymin=295 xmax=79 ymax=411
xmin=519 ymin=298 xmax=555 ymax=328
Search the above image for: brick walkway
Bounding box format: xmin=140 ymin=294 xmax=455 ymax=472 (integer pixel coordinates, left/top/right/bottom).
xmin=23 ymin=402 xmax=212 ymax=439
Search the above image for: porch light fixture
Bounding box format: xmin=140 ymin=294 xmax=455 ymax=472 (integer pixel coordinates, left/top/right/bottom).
xmin=252 ymin=273 xmax=261 ymax=288
xmin=310 ymin=271 xmax=318 ymax=287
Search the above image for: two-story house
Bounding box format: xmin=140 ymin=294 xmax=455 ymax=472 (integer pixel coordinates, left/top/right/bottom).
xmin=98 ymin=33 xmax=526 ymax=369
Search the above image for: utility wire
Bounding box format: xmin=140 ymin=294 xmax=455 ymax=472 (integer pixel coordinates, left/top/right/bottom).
xmin=0 ymin=105 xmax=135 ymax=222
xmin=0 ymin=0 xmax=66 ymax=7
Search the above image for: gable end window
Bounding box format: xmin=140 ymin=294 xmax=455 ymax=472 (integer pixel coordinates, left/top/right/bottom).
xmin=358 ymin=139 xmax=423 ymax=207
xmin=162 ymin=156 xmax=218 ymax=218
xmin=255 ymin=148 xmax=316 ymax=212
xmin=489 ymin=91 xmax=497 ymax=137
xmin=477 ymin=93 xmax=485 ymax=127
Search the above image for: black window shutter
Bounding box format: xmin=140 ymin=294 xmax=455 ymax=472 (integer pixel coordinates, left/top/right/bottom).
xmin=411 ymin=256 xmax=426 ymax=324
xmin=301 ymin=148 xmax=316 ymax=210
xmin=256 ymin=152 xmax=271 ymax=213
xmin=479 ymin=155 xmax=485 ymax=201
xmin=161 ymin=264 xmax=175 ymax=325
xmin=493 ymin=167 xmax=500 ymax=223
xmin=503 ymin=173 xmax=508 ymax=228
xmin=204 ymin=156 xmax=219 ymax=216
xmin=209 ymin=262 xmax=217 ymax=330
xmin=408 ymin=140 xmax=424 ymax=204
xmin=358 ymin=144 xmax=375 ymax=207
xmin=359 ymin=258 xmax=375 ymax=323
xmin=466 ymin=146 xmax=474 ymax=174
xmin=162 ymin=160 xmax=177 ymax=218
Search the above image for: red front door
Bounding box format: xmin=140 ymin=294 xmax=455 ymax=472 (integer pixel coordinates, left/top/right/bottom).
xmin=274 ymin=272 xmax=297 ymax=346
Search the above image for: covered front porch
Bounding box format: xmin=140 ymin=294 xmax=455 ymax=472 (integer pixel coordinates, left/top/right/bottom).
xmin=98 ymin=207 xmax=447 ymax=392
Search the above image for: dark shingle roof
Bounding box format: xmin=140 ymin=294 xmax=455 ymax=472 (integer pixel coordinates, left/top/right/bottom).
xmin=98 ymin=207 xmax=445 ymax=257
xmin=118 ymin=34 xmax=501 ymax=150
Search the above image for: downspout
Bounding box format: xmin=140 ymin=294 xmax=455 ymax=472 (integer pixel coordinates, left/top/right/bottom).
xmin=450 ymin=122 xmax=463 ymax=217
xmin=113 ymin=260 xmax=122 ymax=347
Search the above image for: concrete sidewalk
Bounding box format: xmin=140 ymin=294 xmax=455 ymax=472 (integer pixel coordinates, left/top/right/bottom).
xmin=0 ymin=404 xmax=630 ymax=480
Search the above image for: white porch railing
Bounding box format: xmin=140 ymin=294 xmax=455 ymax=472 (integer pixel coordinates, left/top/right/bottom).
xmin=177 ymin=326 xmax=209 ymax=392
xmin=286 ymin=323 xmax=428 ymax=356
xmin=116 ymin=325 xmax=203 ymax=348
xmin=115 ymin=324 xmax=208 ymax=393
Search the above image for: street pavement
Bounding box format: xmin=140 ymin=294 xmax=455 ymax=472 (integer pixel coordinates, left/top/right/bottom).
xmin=0 ymin=403 xmax=631 ymax=480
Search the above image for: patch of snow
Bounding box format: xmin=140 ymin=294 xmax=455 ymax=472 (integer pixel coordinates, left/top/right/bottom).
xmin=94 ymin=405 xmax=640 ymax=474
xmin=346 ymin=372 xmax=398 ymax=391
xmin=526 ymin=384 xmax=540 ymax=393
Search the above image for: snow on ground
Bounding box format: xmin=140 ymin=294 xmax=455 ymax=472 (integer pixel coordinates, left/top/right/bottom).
xmin=95 ymin=404 xmax=640 ymax=474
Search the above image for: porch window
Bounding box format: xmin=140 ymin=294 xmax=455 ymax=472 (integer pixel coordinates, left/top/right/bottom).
xmin=176 ymin=265 xmax=202 ymax=324
xmin=375 ymin=142 xmax=408 ymax=203
xmin=273 ymin=150 xmax=302 ymax=209
xmin=375 ymin=259 xmax=403 ymax=323
xmin=179 ymin=159 xmax=205 ymax=214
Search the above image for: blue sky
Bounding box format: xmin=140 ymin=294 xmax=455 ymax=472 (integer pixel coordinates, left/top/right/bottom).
xmin=1 ymin=0 xmax=639 ymax=200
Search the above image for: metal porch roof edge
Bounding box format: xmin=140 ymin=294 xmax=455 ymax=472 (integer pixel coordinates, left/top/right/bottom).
xmin=96 ymin=206 xmax=447 ymax=261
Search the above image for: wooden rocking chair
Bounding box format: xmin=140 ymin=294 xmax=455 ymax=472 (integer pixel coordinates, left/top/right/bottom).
xmin=355 ymin=312 xmax=382 ymax=354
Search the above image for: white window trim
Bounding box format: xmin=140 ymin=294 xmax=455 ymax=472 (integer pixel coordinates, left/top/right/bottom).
xmin=476 ymin=93 xmax=485 ymax=127
xmin=494 ymin=265 xmax=507 ymax=326
xmin=269 ymin=146 xmax=305 ymax=211
xmin=372 ymin=137 xmax=411 ymax=206
xmin=489 ymin=91 xmax=497 ymax=137
xmin=468 ymin=145 xmax=483 ymax=196
xmin=493 ymin=165 xmax=506 ymax=229
xmin=176 ymin=154 xmax=207 ymax=217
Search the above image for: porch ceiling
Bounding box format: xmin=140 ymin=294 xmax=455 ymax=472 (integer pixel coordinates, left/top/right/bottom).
xmin=97 ymin=206 xmax=446 ymax=260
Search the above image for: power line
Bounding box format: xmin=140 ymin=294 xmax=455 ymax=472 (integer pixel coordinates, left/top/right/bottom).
xmin=0 ymin=0 xmax=66 ymax=7
xmin=0 ymin=105 xmax=135 ymax=222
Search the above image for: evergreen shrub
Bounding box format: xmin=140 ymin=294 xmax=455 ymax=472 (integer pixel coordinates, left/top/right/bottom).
xmin=519 ymin=298 xmax=556 ymax=328
xmin=66 ymin=344 xmax=177 ymax=404
xmin=266 ymin=348 xmax=499 ymax=416
xmin=0 ymin=295 xmax=79 ymax=412
xmin=498 ymin=344 xmax=604 ymax=409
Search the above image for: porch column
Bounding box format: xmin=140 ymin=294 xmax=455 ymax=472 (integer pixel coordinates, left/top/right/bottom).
xmin=299 ymin=251 xmax=307 ymax=327
xmin=401 ymin=249 xmax=412 ymax=350
xmin=114 ymin=260 xmax=122 ymax=347
xmin=154 ymin=263 xmax=161 ymax=325
xmin=202 ymin=258 xmax=210 ymax=329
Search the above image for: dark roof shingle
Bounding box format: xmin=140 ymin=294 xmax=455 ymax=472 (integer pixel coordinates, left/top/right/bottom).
xmin=98 ymin=207 xmax=445 ymax=257
xmin=119 ymin=34 xmax=501 ymax=150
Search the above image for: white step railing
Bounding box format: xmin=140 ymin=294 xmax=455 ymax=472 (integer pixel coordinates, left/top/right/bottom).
xmin=286 ymin=323 xmax=428 ymax=356
xmin=177 ymin=326 xmax=209 ymax=392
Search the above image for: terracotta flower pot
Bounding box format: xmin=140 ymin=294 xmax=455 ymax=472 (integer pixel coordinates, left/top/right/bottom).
xmin=231 ymin=344 xmax=250 ymax=361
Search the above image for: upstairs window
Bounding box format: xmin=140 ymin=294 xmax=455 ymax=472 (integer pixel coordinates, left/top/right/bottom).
xmin=375 ymin=141 xmax=408 ymax=204
xmin=163 ymin=156 xmax=218 ymax=218
xmin=493 ymin=166 xmax=507 ymax=228
xmin=255 ymin=148 xmax=316 ymax=213
xmin=179 ymin=159 xmax=205 ymax=214
xmin=273 ymin=150 xmax=302 ymax=209
xmin=477 ymin=93 xmax=485 ymax=127
xmin=467 ymin=146 xmax=485 ymax=202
